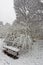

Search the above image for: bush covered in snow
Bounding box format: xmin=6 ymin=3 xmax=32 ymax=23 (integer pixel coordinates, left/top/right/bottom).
xmin=4 ymin=29 xmax=33 ymax=55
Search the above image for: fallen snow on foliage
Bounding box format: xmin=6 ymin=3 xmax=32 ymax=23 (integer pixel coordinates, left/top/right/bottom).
xmin=0 ymin=39 xmax=43 ymax=65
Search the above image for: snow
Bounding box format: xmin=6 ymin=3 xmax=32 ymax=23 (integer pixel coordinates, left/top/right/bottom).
xmin=3 ymin=45 xmax=20 ymax=52
xmin=0 ymin=39 xmax=43 ymax=65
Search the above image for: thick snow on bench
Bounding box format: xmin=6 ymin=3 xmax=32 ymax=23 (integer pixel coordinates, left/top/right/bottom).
xmin=3 ymin=45 xmax=20 ymax=52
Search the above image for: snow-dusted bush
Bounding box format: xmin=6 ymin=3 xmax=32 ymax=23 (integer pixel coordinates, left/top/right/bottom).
xmin=4 ymin=29 xmax=33 ymax=54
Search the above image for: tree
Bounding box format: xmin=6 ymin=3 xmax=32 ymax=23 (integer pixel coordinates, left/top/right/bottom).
xmin=0 ymin=21 xmax=3 ymax=26
xmin=14 ymin=0 xmax=43 ymax=24
xmin=14 ymin=0 xmax=40 ymax=23
xmin=14 ymin=0 xmax=43 ymax=40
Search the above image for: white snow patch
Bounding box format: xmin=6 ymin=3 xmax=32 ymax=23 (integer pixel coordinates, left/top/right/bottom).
xmin=0 ymin=39 xmax=43 ymax=65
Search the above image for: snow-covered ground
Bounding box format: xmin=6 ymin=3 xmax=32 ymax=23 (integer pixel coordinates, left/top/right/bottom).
xmin=0 ymin=39 xmax=43 ymax=65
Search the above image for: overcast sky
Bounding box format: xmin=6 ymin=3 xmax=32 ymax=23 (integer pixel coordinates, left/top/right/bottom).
xmin=0 ymin=0 xmax=16 ymax=25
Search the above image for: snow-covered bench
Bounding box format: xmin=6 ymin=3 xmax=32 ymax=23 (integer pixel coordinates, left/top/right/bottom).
xmin=3 ymin=45 xmax=20 ymax=56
